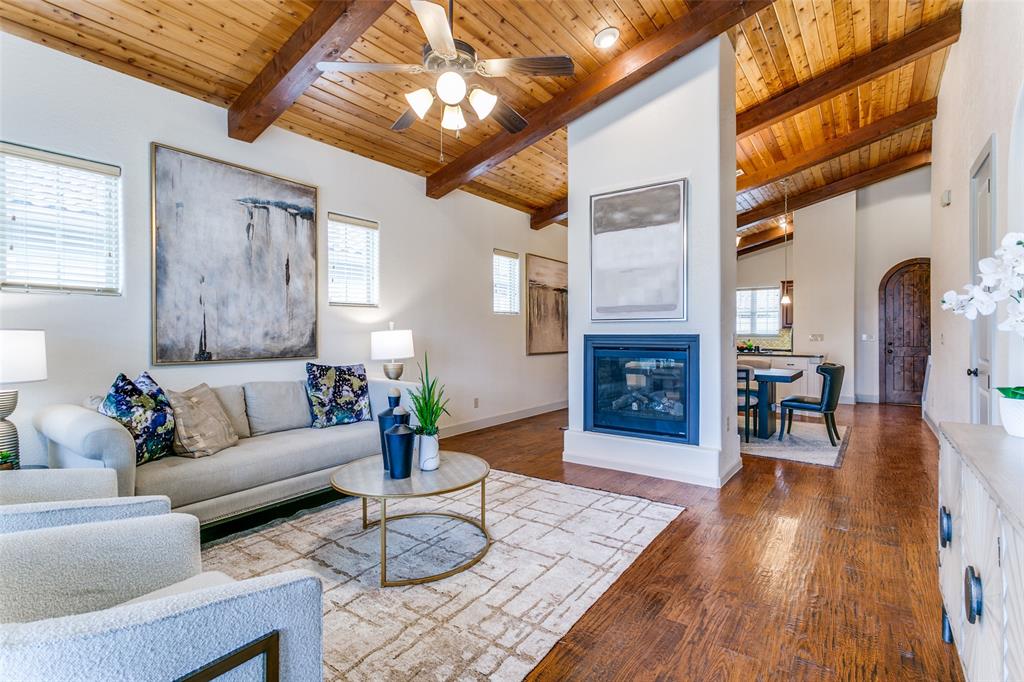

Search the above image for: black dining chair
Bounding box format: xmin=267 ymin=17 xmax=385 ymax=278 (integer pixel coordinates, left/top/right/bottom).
xmin=778 ymin=363 xmax=846 ymax=446
xmin=737 ymin=365 xmax=759 ymax=443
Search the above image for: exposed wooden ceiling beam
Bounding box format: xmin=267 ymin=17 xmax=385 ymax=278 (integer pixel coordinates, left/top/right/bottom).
xmin=737 ymin=98 xmax=938 ymax=192
xmin=228 ymin=0 xmax=394 ymax=142
xmin=737 ymin=151 xmax=931 ymax=228
xmin=737 ymin=225 xmax=789 ymax=256
xmin=736 ymin=12 xmax=959 ymax=139
xmin=425 ymin=0 xmax=774 ymax=200
xmin=531 ymin=196 xmax=568 ymax=230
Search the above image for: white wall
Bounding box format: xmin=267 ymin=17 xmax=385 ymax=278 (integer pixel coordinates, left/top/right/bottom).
xmin=855 ymin=167 xmax=932 ymax=402
xmin=563 ymin=37 xmax=738 ymax=488
xmin=929 ymin=0 xmax=1024 ymax=426
xmin=736 ymin=242 xmax=790 ymax=289
xmin=0 ymin=36 xmax=568 ymax=465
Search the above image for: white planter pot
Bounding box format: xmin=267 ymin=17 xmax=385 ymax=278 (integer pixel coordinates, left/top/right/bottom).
xmin=418 ymin=434 xmax=440 ymax=471
xmin=999 ymin=395 xmax=1024 ymax=438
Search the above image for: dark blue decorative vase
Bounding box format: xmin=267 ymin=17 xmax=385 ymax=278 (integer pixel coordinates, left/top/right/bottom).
xmin=385 ymin=424 xmax=415 ymax=479
xmin=377 ymin=398 xmax=409 ymax=470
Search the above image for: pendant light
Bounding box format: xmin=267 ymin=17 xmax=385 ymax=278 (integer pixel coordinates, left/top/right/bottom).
xmin=780 ymin=180 xmax=792 ymax=306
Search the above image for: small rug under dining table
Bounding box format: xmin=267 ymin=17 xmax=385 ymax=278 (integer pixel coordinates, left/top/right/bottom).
xmin=740 ymin=421 xmax=852 ymax=467
xmin=202 ymin=469 xmax=683 ymax=681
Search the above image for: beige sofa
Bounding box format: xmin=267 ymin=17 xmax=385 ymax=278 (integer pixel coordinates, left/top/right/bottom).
xmin=33 ymin=377 xmax=415 ymax=526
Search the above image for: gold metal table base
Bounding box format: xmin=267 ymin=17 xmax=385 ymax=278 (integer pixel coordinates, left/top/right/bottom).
xmin=360 ymin=479 xmax=490 ymax=587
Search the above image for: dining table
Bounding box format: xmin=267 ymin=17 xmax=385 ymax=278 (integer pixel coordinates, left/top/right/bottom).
xmin=750 ymin=368 xmax=804 ymax=439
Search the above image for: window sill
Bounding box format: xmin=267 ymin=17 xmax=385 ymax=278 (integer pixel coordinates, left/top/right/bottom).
xmin=329 ymin=302 xmax=379 ymax=308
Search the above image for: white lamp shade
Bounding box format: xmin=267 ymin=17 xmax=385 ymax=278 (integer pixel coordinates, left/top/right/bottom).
xmin=405 ymin=88 xmax=434 ymax=119
xmin=0 ymin=330 xmax=47 ymax=383
xmin=370 ymin=329 xmax=414 ymax=360
xmin=441 ymin=104 xmax=467 ymax=131
xmin=435 ymin=71 xmax=466 ymax=105
xmin=468 ymin=88 xmax=497 ymax=120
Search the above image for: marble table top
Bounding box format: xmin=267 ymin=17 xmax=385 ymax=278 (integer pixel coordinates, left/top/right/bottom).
xmin=330 ymin=450 xmax=489 ymax=499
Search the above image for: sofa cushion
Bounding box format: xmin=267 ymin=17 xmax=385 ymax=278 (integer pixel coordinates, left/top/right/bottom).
xmin=121 ymin=571 xmax=235 ymax=605
xmin=98 ymin=372 xmax=175 ymax=465
xmin=243 ymin=381 xmax=312 ymax=436
xmin=134 ymin=421 xmax=379 ymax=507
xmin=212 ymin=385 xmax=250 ymax=439
xmin=305 ymin=362 xmax=371 ymax=428
xmin=166 ymin=384 xmax=238 ymax=458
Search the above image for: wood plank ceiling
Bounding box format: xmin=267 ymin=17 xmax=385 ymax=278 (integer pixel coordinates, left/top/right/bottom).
xmin=0 ymin=0 xmax=963 ymax=238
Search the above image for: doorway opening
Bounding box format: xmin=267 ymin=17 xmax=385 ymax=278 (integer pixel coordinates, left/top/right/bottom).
xmin=879 ymin=257 xmax=931 ymax=405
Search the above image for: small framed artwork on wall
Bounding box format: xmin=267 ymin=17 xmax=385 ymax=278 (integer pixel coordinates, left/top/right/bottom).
xmin=151 ymin=143 xmax=318 ymax=364
xmin=589 ymin=178 xmax=688 ymax=321
xmin=525 ymin=254 xmax=568 ymax=355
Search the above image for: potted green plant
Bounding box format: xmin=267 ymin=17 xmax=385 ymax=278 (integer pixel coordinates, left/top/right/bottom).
xmin=942 ymin=231 xmax=1024 ymax=438
xmin=0 ymin=450 xmax=18 ymax=470
xmin=408 ymin=353 xmax=450 ymax=471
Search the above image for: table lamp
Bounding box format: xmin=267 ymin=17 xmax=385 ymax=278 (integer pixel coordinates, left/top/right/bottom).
xmin=370 ymin=323 xmax=414 ymax=380
xmin=0 ymin=330 xmax=48 ymax=465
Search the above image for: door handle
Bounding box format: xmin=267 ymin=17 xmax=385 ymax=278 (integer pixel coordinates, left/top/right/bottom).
xmin=967 ymin=368 xmax=979 ymax=377
xmin=886 ymin=349 xmax=894 ymax=354
xmin=964 ymin=565 xmax=983 ymax=624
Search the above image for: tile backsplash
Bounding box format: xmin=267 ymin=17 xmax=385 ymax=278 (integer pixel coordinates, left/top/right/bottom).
xmin=737 ymin=327 xmax=792 ymax=351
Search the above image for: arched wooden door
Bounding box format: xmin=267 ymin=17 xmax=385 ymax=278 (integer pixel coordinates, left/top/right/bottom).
xmin=879 ymin=258 xmax=931 ymax=405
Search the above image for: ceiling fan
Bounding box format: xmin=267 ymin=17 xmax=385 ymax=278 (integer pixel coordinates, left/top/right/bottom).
xmin=316 ymin=0 xmax=574 ymax=135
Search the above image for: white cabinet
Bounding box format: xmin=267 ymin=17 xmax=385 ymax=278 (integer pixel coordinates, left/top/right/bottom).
xmin=771 ymin=357 xmax=808 ymax=401
xmin=938 ymin=424 xmax=1024 ymax=682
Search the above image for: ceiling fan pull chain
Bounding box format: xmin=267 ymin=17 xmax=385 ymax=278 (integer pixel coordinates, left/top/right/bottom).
xmin=439 ymin=127 xmax=445 ymax=163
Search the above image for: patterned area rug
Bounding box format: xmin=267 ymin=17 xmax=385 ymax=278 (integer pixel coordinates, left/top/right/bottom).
xmin=740 ymin=421 xmax=851 ymax=467
xmin=202 ymin=470 xmax=682 ymax=681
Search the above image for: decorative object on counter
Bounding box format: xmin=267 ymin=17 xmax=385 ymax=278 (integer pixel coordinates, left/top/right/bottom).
xmin=0 ymin=450 xmax=17 ymax=471
xmin=590 ymin=178 xmax=688 ymax=321
xmin=305 ymin=362 xmax=371 ymax=428
xmin=0 ymin=330 xmax=47 ymax=468
xmin=941 ymin=232 xmax=1023 ymax=436
xmin=408 ymin=353 xmax=449 ymax=471
xmin=98 ymin=372 xmax=176 ymax=464
xmin=371 ymin=322 xmax=415 ymax=380
xmin=377 ymin=404 xmax=410 ymax=471
xmin=152 ymin=144 xmax=317 ymax=364
xmin=997 ymin=387 xmax=1024 ymax=438
xmin=384 ymin=422 xmax=415 ymax=479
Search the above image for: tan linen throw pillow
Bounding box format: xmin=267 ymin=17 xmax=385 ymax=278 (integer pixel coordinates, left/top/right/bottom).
xmin=167 ymin=383 xmax=239 ymax=458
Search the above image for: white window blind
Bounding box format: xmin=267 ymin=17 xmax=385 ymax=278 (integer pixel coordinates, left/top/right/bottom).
xmin=492 ymin=249 xmax=520 ymax=314
xmin=328 ymin=212 xmax=379 ymax=306
xmin=736 ymin=287 xmax=782 ymax=336
xmin=0 ymin=142 xmax=121 ymax=294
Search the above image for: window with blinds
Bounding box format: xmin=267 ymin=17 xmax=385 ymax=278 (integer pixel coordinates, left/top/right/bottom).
xmin=327 ymin=212 xmax=379 ymax=306
xmin=736 ymin=286 xmax=781 ymax=336
xmin=492 ymin=249 xmax=520 ymax=314
xmin=0 ymin=142 xmax=122 ymax=294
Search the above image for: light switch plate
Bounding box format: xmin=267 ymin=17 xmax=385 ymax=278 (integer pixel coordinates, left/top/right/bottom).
xmin=940 ymin=189 xmax=952 ymax=207
xmin=809 ymin=334 xmax=825 ymax=342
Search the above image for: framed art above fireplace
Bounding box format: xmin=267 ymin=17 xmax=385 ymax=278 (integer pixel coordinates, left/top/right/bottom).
xmin=583 ymin=334 xmax=700 ymax=445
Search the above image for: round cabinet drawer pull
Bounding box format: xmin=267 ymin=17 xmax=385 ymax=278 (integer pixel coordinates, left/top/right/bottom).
xmin=939 ymin=506 xmax=952 ymax=547
xmin=964 ymin=565 xmax=983 ymax=624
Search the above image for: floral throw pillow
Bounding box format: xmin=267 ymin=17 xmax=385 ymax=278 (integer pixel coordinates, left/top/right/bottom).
xmin=99 ymin=372 xmax=176 ymax=465
xmin=305 ymin=363 xmax=371 ymax=428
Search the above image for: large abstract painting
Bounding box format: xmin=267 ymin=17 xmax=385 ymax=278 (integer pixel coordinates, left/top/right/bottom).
xmin=526 ymin=254 xmax=568 ymax=355
xmin=152 ymin=144 xmax=317 ymax=364
xmin=590 ymin=178 xmax=687 ymax=321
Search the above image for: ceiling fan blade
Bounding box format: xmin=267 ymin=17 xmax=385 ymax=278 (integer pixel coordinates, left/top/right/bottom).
xmin=491 ymin=100 xmax=528 ymax=134
xmin=317 ymin=62 xmax=423 ymax=74
xmin=390 ymin=108 xmax=418 ymax=132
xmin=476 ymin=56 xmax=575 ymax=78
xmin=410 ymin=0 xmax=457 ymax=60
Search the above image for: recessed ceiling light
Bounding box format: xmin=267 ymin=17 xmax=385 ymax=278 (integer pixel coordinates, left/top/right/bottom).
xmin=736 ymin=168 xmax=744 ymax=177
xmin=594 ymin=27 xmax=619 ymax=49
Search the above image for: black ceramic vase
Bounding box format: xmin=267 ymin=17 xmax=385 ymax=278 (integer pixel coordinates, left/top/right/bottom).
xmin=377 ymin=398 xmax=409 ymax=470
xmin=385 ymin=423 xmax=415 ymax=479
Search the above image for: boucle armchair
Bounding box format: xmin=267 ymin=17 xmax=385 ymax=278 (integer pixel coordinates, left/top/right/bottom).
xmin=0 ymin=468 xmax=169 ymax=534
xmin=0 ymin=513 xmax=323 ymax=681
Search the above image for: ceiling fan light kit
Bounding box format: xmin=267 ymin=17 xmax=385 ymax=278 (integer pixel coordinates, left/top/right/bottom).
xmin=316 ymin=0 xmax=574 ymax=137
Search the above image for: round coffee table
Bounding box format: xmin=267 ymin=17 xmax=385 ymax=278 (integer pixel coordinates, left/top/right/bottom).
xmin=330 ymin=450 xmax=490 ymax=587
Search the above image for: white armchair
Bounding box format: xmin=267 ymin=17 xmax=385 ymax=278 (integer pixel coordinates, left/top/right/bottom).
xmin=0 ymin=468 xmax=169 ymax=534
xmin=0 ymin=512 xmax=323 ymax=681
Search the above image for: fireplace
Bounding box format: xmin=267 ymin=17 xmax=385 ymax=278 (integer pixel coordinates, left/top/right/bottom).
xmin=583 ymin=334 xmax=699 ymax=445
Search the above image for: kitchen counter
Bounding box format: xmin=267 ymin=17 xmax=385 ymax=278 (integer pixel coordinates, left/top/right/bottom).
xmin=736 ymin=351 xmax=825 ymax=359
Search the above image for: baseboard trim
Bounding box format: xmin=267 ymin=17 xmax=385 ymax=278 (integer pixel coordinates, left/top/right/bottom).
xmin=440 ymin=400 xmax=568 ymax=438
xmin=922 ymin=408 xmax=939 ymax=438
xmin=856 ymin=393 xmax=880 ymax=404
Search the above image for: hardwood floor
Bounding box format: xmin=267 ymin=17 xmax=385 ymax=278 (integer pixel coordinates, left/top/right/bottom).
xmin=441 ymin=404 xmax=964 ymax=681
